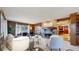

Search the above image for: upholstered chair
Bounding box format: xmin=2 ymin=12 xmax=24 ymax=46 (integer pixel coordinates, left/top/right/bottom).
xmin=49 ymin=35 xmax=64 ymax=51
xmin=6 ymin=34 xmax=14 ymax=51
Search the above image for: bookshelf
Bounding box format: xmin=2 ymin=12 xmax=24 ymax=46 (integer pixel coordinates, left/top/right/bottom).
xmin=70 ymin=13 xmax=79 ymax=45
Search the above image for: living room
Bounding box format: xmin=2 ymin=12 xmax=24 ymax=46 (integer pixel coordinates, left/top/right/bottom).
xmin=0 ymin=7 xmax=79 ymax=51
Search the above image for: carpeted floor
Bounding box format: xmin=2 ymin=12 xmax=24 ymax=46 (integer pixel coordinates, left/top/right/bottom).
xmin=3 ymin=38 xmax=79 ymax=51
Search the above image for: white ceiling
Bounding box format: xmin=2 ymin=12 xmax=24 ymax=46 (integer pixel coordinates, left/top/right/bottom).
xmin=0 ymin=7 xmax=79 ymax=24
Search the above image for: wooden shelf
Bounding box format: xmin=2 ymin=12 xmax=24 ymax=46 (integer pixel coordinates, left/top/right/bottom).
xmin=70 ymin=13 xmax=79 ymax=45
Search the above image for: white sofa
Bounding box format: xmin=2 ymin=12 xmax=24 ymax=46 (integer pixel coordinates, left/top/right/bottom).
xmin=12 ymin=36 xmax=29 ymax=51
xmin=5 ymin=34 xmax=30 ymax=51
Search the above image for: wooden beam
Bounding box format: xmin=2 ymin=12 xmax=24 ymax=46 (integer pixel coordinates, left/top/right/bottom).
xmin=57 ymin=17 xmax=70 ymax=22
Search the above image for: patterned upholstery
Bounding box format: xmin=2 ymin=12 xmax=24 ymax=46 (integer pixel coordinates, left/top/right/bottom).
xmin=0 ymin=34 xmax=5 ymax=50
xmin=6 ymin=34 xmax=14 ymax=50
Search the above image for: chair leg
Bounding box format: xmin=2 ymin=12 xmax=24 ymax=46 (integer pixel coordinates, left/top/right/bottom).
xmin=50 ymin=49 xmax=53 ymax=51
xmin=59 ymin=48 xmax=61 ymax=51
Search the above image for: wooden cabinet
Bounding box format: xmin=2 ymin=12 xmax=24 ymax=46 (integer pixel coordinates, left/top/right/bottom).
xmin=29 ymin=24 xmax=35 ymax=36
xmin=70 ymin=13 xmax=79 ymax=45
xmin=58 ymin=26 xmax=64 ymax=35
xmin=76 ymin=15 xmax=79 ymax=45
